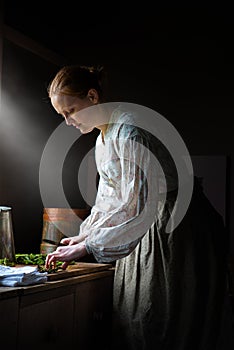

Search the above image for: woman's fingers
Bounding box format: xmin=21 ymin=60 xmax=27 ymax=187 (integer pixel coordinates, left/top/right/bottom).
xmin=60 ymin=237 xmax=71 ymax=245
xmin=45 ymin=243 xmax=87 ymax=270
xmin=45 ymin=246 xmax=72 ymax=269
xmin=60 ymin=237 xmax=79 ymax=246
xmin=61 ymin=261 xmax=69 ymax=270
xmin=45 ymin=253 xmax=56 ymax=269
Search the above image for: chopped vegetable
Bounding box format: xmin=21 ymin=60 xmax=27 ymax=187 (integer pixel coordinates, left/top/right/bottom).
xmin=0 ymin=253 xmax=75 ymax=273
xmin=15 ymin=253 xmax=49 ymax=266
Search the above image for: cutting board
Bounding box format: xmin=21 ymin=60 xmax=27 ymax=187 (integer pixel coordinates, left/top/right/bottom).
xmin=45 ymin=262 xmax=113 ymax=281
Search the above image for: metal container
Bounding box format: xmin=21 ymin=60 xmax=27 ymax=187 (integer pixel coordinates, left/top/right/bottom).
xmin=40 ymin=207 xmax=90 ymax=254
xmin=0 ymin=206 xmax=16 ymax=262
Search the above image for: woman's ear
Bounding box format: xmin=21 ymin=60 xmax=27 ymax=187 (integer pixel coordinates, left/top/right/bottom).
xmin=87 ymin=89 xmax=99 ymax=104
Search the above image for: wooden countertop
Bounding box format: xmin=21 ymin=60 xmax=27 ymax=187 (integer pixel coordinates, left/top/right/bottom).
xmin=0 ymin=262 xmax=114 ymax=300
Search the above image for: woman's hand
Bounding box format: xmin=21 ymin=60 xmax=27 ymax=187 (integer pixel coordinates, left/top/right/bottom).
xmin=45 ymin=242 xmax=88 ymax=270
xmin=60 ymin=233 xmax=87 ymax=246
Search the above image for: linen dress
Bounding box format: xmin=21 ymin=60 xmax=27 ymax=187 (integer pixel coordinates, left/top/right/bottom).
xmin=80 ymin=106 xmax=230 ymax=350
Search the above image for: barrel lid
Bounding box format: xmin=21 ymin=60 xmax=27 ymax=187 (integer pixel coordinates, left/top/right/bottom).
xmin=0 ymin=206 xmax=12 ymax=212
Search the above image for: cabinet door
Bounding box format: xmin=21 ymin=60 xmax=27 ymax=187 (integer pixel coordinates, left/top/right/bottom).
xmin=18 ymin=292 xmax=74 ymax=350
xmin=74 ymin=272 xmax=114 ymax=349
xmin=0 ymin=297 xmax=18 ymax=348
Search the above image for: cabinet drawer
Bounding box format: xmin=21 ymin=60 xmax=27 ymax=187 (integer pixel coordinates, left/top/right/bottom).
xmin=18 ymin=293 xmax=74 ymax=349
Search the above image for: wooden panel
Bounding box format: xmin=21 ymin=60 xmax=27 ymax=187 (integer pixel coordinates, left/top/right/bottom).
xmin=19 ymin=283 xmax=76 ymax=307
xmin=18 ymin=293 xmax=74 ymax=349
xmin=0 ymin=297 xmax=18 ymax=347
xmin=74 ymin=273 xmax=114 ymax=349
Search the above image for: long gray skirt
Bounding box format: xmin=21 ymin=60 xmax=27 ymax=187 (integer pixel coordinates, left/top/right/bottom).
xmin=111 ymin=183 xmax=233 ymax=350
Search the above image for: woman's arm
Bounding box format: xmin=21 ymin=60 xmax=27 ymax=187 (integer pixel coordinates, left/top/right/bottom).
xmin=82 ymin=131 xmax=156 ymax=262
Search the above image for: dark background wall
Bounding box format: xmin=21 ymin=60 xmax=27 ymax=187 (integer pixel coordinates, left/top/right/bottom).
xmin=0 ymin=2 xmax=233 ymax=255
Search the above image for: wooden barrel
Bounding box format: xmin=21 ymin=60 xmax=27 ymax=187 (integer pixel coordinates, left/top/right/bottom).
xmin=40 ymin=208 xmax=90 ymax=255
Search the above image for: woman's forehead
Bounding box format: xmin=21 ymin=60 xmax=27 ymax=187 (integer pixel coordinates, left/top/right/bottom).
xmin=51 ymin=94 xmax=77 ymax=113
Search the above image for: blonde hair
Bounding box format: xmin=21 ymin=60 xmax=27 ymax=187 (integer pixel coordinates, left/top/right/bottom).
xmin=48 ymin=65 xmax=105 ymax=101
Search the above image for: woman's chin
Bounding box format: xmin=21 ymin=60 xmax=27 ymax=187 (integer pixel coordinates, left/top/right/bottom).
xmin=79 ymin=127 xmax=94 ymax=134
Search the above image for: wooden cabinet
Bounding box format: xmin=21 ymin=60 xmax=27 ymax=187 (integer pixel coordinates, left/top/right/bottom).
xmin=0 ymin=295 xmax=19 ymax=348
xmin=18 ymin=288 xmax=74 ymax=349
xmin=74 ymin=274 xmax=113 ymax=349
xmin=0 ymin=269 xmax=114 ymax=349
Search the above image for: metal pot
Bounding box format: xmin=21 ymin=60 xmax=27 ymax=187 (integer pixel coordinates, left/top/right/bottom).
xmin=0 ymin=206 xmax=16 ymax=262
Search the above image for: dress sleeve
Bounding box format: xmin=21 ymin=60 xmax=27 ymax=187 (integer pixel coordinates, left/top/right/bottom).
xmin=80 ymin=128 xmax=156 ymax=263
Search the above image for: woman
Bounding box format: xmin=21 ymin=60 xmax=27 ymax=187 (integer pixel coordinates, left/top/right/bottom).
xmin=45 ymin=65 xmax=230 ymax=349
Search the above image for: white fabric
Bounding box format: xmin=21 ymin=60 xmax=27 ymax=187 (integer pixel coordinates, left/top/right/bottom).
xmin=82 ymin=107 xmax=160 ymax=262
xmin=0 ymin=265 xmax=48 ymax=286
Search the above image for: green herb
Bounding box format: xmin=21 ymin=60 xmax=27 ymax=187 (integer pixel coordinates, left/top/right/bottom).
xmin=0 ymin=253 xmax=75 ymax=274
xmin=37 ymin=264 xmax=62 ymax=274
xmin=15 ymin=253 xmax=48 ymax=265
xmin=0 ymin=258 xmax=15 ymax=266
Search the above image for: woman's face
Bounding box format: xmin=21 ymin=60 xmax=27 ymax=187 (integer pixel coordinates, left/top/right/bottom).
xmin=51 ymin=91 xmax=98 ymax=134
